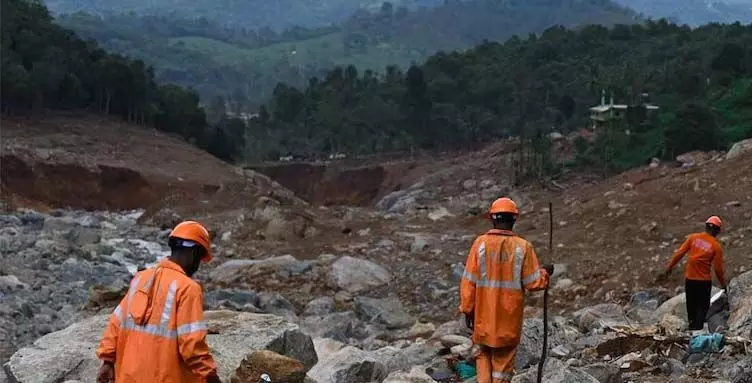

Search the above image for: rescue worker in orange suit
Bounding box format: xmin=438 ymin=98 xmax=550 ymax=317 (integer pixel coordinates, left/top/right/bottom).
xmin=459 ymin=197 xmax=553 ymax=383
xmin=96 ymin=220 xmax=222 ymax=383
xmin=662 ymin=216 xmax=727 ymax=331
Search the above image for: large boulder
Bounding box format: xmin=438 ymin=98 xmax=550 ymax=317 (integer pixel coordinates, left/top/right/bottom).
xmin=726 ymin=138 xmax=752 ymax=160
xmin=516 ymin=318 xmax=570 ymax=370
xmin=230 ymin=350 xmax=306 ymax=383
xmin=210 ymin=255 xmax=309 ymax=285
xmin=573 ymin=304 xmax=628 ymax=333
xmin=329 ymin=256 xmax=391 ymax=294
xmin=728 ymin=270 xmax=752 ymax=338
xmin=354 ymin=297 xmax=414 ymax=330
xmin=308 ymin=343 xmax=387 ymax=383
xmin=299 ymin=312 xmax=373 ymax=343
xmin=3 ymin=311 xmax=317 ymax=383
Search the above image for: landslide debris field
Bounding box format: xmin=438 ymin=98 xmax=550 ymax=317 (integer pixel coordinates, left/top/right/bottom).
xmin=1 ymin=115 xmax=751 ymax=382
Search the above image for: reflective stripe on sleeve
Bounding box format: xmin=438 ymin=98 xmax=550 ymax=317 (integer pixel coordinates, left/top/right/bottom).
xmin=177 ymin=321 xmax=208 ymax=336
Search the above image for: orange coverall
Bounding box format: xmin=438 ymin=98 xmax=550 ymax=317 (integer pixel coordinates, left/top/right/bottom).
xmin=459 ymin=229 xmax=550 ymax=383
xmin=667 ymin=232 xmax=726 ymax=284
xmin=97 ymin=259 xmax=218 ymax=382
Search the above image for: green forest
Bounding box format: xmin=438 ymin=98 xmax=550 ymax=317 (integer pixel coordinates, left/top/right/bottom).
xmin=0 ymin=0 xmax=245 ymax=162
xmin=253 ymin=20 xmax=752 ymax=175
xmin=55 ymin=0 xmax=639 ymax=106
xmin=3 ymin=0 xmax=751 ymax=176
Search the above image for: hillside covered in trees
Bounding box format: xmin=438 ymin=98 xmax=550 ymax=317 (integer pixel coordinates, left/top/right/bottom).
xmin=0 ymin=0 xmax=244 ymax=162
xmin=55 ymin=0 xmax=639 ymax=107
xmin=252 ymin=20 xmax=752 ymax=175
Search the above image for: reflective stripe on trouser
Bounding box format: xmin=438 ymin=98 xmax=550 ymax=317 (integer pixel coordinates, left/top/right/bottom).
xmin=475 ymin=345 xmax=517 ymax=383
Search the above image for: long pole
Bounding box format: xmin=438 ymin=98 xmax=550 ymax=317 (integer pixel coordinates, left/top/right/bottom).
xmin=536 ymin=202 xmax=553 ymax=383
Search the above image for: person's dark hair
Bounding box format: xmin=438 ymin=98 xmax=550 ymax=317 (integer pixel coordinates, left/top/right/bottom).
xmin=491 ymin=212 xmax=516 ymax=229
xmin=168 ymin=237 xmax=206 ymax=276
xmin=706 ymin=223 xmax=721 ymax=236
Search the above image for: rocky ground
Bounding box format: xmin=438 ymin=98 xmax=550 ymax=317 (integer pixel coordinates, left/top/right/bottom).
xmin=1 ymin=116 xmax=751 ymax=382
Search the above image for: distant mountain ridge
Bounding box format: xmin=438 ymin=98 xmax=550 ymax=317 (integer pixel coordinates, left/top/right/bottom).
xmin=44 ymin=0 xmax=443 ymax=29
xmin=614 ymin=0 xmax=752 ymax=25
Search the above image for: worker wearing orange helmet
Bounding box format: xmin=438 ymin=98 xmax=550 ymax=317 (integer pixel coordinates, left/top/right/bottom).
xmin=96 ymin=220 xmax=222 ymax=383
xmin=663 ymin=216 xmax=727 ymax=331
xmin=459 ymin=197 xmax=552 ymax=383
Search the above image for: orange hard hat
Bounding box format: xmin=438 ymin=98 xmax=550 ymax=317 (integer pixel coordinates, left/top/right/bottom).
xmin=169 ymin=220 xmax=212 ymax=262
xmin=488 ymin=197 xmax=520 ymax=216
xmin=705 ymin=216 xmax=723 ymax=230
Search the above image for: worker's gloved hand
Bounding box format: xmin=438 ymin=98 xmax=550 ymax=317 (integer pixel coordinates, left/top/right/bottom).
xmin=541 ymin=264 xmax=555 ymax=276
xmin=464 ymin=313 xmax=474 ymax=330
xmin=205 ymin=371 xmax=223 ymax=383
xmin=96 ymin=361 xmax=114 ymax=383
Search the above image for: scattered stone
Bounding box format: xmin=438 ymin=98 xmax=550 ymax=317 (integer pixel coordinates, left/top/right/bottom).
xmin=329 ymin=256 xmax=391 ymax=294
xmin=383 ymin=366 xmax=438 ymax=383
xmin=554 ymin=278 xmax=574 ymax=290
xmin=438 ymin=334 xmax=471 ymax=348
xmin=257 ymin=292 xmax=297 ymax=320
xmin=427 ymin=207 xmax=454 ymax=221
xmin=354 ymin=297 xmax=414 ymax=329
xmin=210 ymin=255 xmax=304 ymax=284
xmin=462 ymin=180 xmax=478 ymax=190
xmin=308 ymin=345 xmax=387 ymax=383
xmin=512 ymin=358 xmax=600 ymax=383
xmin=303 ymin=297 xmax=335 ymax=316
xmin=573 ymin=304 xmax=628 ymax=333
xmin=407 ymin=322 xmax=436 ymax=339
xmin=410 ymin=237 xmax=430 ymax=253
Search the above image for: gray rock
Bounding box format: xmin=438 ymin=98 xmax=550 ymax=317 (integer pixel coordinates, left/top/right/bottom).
xmin=372 ymin=343 xmax=441 ymax=373
xmin=4 ymin=310 xmax=317 ymax=382
xmin=383 ymin=366 xmax=438 ymax=383
xmin=0 ymin=215 xmax=22 ymax=228
xmin=726 ymin=138 xmax=752 ymax=160
xmin=329 ymin=256 xmax=391 ymax=294
xmin=573 ymin=304 xmax=628 ymax=333
xmin=204 ymin=289 xmax=260 ymax=311
xmin=257 ymin=292 xmax=297 ymax=320
xmin=65 ymin=227 xmax=101 ymax=246
xmin=410 ymin=237 xmax=429 ymax=253
xmin=512 ymin=358 xmax=600 ymax=383
xmin=209 ymin=255 xmax=304 ymax=284
xmin=0 ymin=275 xmax=28 ymax=293
xmin=299 ymin=312 xmax=368 ymax=342
xmin=516 ymin=318 xmax=567 ymax=371
xmin=42 ymin=216 xmax=79 ymax=232
xmin=354 ymin=297 xmax=414 ymax=330
xmin=728 ymin=270 xmax=752 ymax=338
xmin=308 ymin=344 xmax=387 ymax=383
xmin=580 ymin=363 xmax=622 ymax=383
xmin=626 ymin=288 xmax=671 ymax=323
xmin=303 ymin=297 xmax=335 ymax=316
xmin=18 ymin=210 xmax=45 ymax=229
xmin=376 ymin=190 xmax=421 ymax=213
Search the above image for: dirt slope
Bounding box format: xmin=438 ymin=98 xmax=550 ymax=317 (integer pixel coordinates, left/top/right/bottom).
xmin=0 ymin=115 xmax=303 ymax=213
